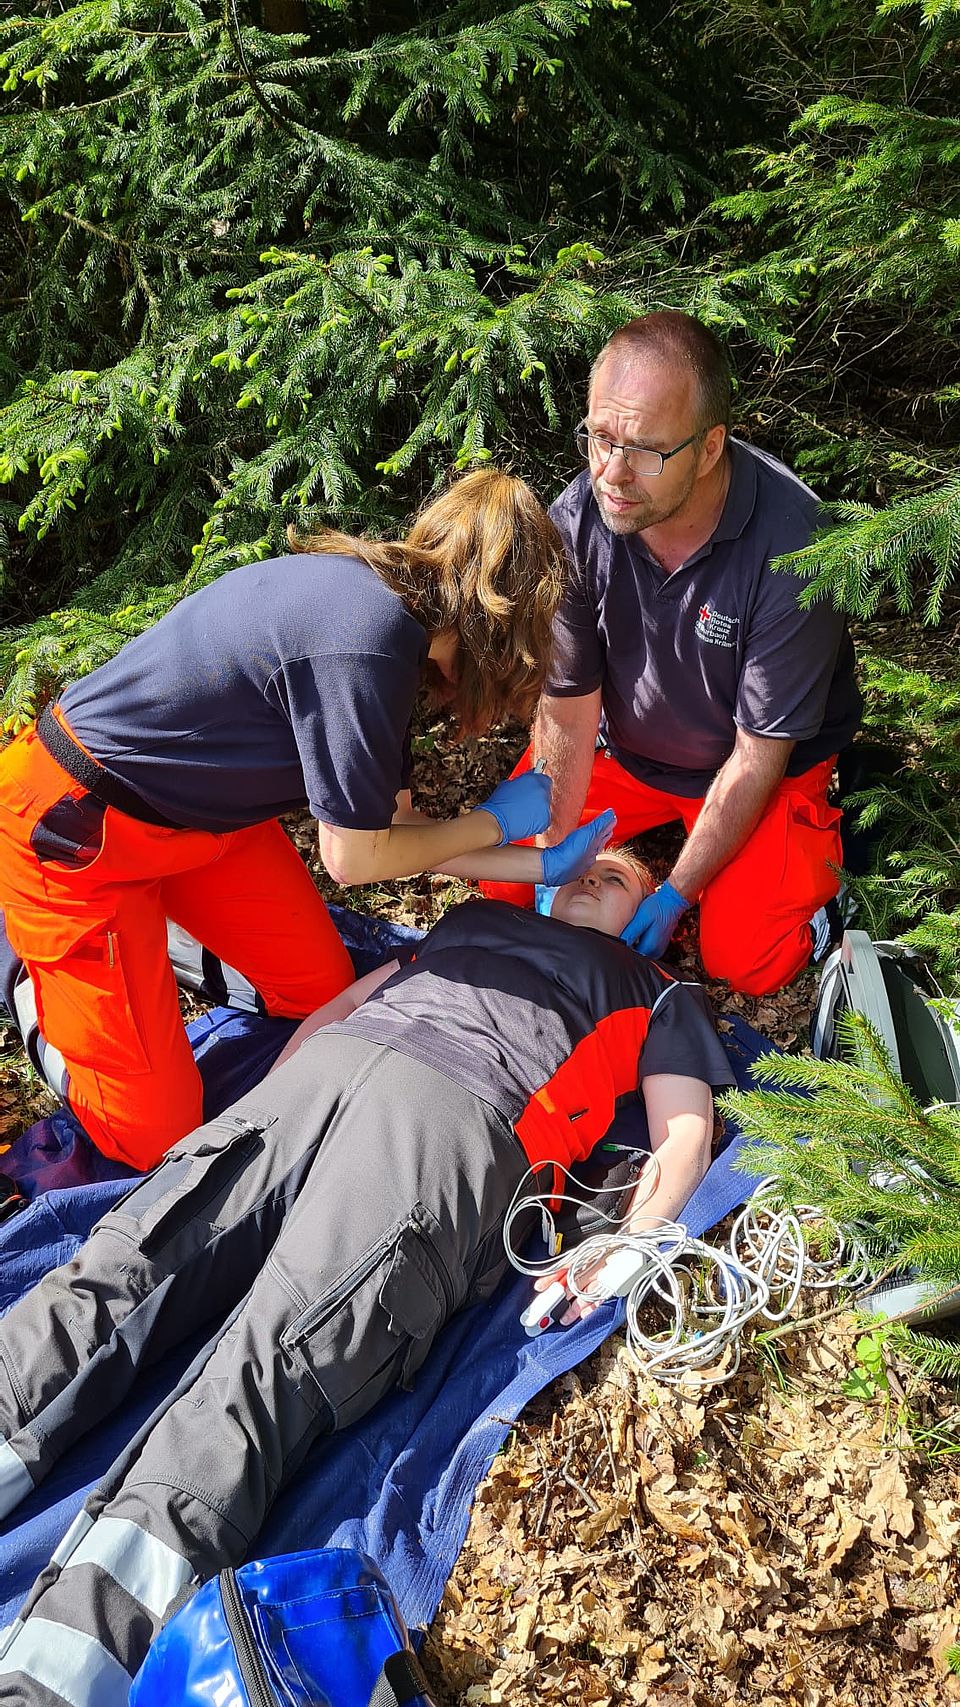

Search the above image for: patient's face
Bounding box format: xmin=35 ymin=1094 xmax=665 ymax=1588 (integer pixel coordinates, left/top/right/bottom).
xmin=551 ymin=854 xmax=650 ymax=938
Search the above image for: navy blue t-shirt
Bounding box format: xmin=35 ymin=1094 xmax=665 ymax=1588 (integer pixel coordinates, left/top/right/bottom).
xmin=337 ymin=899 xmax=734 ymax=1169
xmin=59 ymin=554 xmax=427 ymax=833
xmin=547 ymin=441 xmax=862 ymax=796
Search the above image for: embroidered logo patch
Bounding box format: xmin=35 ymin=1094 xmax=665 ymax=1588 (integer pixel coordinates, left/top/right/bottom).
xmin=695 ymin=602 xmax=739 ymax=647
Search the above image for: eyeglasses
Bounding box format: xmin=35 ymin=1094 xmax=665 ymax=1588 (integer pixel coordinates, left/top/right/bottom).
xmin=575 ymin=424 xmax=701 ymax=477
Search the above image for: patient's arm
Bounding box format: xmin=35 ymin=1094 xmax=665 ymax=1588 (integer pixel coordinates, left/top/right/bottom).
xmin=624 ymin=1072 xmax=714 ymax=1228
xmin=268 ymin=960 xmax=400 ymax=1073
xmin=536 ymin=1073 xmax=714 ymax=1324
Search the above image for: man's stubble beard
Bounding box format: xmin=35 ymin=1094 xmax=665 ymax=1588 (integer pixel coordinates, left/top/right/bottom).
xmin=590 ymin=470 xmax=696 ymax=538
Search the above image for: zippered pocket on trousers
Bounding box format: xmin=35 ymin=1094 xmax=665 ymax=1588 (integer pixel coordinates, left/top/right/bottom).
xmin=279 ymin=1203 xmax=460 ymax=1430
xmin=101 ymin=1115 xmax=274 ymax=1254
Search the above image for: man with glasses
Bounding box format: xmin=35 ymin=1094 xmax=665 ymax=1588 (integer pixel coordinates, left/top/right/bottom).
xmin=484 ymin=310 xmax=861 ymax=996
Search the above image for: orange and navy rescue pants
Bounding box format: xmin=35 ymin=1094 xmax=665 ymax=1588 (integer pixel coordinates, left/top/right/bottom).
xmin=481 ymin=745 xmax=842 ymax=997
xmin=0 ymin=723 xmax=355 ymax=1169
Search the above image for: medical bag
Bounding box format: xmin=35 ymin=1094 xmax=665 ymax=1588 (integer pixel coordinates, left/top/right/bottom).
xmin=811 ymin=928 xmax=960 ymax=1107
xmin=811 ymin=928 xmax=960 ymax=1324
xmin=129 ymin=1546 xmax=436 ymax=1707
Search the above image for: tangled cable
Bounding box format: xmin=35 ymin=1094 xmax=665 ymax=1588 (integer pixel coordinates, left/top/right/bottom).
xmin=504 ymin=1166 xmax=873 ymax=1387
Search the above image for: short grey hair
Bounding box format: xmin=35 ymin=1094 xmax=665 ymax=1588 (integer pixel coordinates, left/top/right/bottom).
xmin=589 ymin=311 xmax=732 ymax=432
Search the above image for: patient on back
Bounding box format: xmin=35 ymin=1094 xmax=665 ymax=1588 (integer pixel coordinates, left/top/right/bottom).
xmin=0 ymin=851 xmax=734 ymax=1707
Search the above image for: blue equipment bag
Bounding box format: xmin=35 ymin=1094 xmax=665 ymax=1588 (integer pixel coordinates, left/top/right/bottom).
xmin=129 ymin=1547 xmax=436 ymax=1707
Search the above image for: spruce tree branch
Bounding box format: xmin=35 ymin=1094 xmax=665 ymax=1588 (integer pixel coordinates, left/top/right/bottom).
xmin=225 ymin=0 xmax=305 ymax=141
xmin=37 ymin=89 xmax=151 ymax=116
xmin=754 ymin=1296 xmax=863 ymax=1346
xmin=52 ymin=212 xmax=158 ymax=315
xmin=305 ymin=8 xmax=556 ymax=72
xmin=25 ymin=206 xmax=253 ymax=264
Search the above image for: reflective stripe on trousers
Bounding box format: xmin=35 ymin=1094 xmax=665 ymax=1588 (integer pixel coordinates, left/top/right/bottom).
xmin=0 ymin=1514 xmax=195 ymax=1707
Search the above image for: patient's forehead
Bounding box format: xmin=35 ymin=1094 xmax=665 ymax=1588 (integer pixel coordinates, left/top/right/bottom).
xmin=593 ymin=852 xmax=648 ymax=892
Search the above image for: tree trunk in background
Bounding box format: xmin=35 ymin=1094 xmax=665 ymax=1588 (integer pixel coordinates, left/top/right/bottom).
xmin=259 ymin=0 xmax=308 ymax=32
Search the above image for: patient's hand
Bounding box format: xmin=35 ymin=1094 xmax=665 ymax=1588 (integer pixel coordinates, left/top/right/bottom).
xmin=532 ymin=1264 xmax=601 ymax=1326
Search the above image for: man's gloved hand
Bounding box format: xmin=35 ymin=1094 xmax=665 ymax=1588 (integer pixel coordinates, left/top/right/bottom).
xmin=621 ymin=879 xmax=690 ymax=957
xmin=540 ymin=810 xmax=617 ymax=887
xmin=479 ymin=769 xmax=552 ymax=846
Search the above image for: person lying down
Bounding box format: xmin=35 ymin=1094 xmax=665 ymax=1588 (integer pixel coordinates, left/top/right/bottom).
xmin=0 ymin=852 xmax=734 ymax=1707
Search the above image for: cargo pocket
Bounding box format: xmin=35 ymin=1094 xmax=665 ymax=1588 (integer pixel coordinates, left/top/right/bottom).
xmin=279 ymin=1203 xmax=461 ymax=1431
xmin=0 ymin=729 xmax=44 ymax=819
xmin=466 ymin=1219 xmax=512 ymax=1303
xmin=100 ymin=1114 xmax=275 ymax=1256
xmin=22 ymin=915 xmax=154 ymax=1078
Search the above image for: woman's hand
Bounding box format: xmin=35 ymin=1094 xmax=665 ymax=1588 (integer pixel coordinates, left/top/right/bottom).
xmin=531 ymin=1261 xmax=605 ymax=1327
xmin=479 ymin=769 xmax=553 ymax=844
xmin=540 ymin=810 xmax=617 ymax=886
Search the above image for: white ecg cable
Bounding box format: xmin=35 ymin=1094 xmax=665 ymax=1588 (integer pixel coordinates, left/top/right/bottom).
xmin=502 ymin=1153 xmax=663 ymax=1280
xmin=504 ymin=1165 xmax=874 ymax=1385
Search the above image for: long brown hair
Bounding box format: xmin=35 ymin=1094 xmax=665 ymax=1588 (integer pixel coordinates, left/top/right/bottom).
xmin=288 ymin=468 xmax=568 ymax=734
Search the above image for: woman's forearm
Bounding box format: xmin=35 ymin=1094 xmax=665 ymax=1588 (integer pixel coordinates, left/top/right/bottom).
xmin=432 ymin=843 xmax=544 ymax=881
xmin=627 ymin=1074 xmax=714 ymax=1227
xmin=390 ymin=788 xmax=545 ymax=881
xmin=623 ymin=1127 xmax=711 ymax=1229
xmin=318 ymin=810 xmax=502 ymax=886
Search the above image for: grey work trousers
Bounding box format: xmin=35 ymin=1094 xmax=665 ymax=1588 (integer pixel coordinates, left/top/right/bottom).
xmin=0 ymin=1034 xmax=528 ymax=1707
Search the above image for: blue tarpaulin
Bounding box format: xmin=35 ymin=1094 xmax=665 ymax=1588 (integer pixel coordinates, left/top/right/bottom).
xmin=0 ymin=911 xmax=770 ymax=1631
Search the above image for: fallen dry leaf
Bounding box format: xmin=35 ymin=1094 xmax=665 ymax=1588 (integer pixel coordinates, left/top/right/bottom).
xmin=864 ymin=1457 xmax=915 ymax=1545
xmin=641 ymin=1485 xmax=711 ymax=1543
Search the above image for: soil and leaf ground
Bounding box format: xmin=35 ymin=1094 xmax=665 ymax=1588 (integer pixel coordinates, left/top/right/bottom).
xmin=0 ymin=706 xmax=957 ymax=1704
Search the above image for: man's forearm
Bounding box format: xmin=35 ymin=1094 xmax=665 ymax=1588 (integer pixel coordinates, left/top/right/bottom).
xmin=669 ymin=738 xmax=791 ymax=901
xmin=533 ymin=689 xmax=601 ymax=843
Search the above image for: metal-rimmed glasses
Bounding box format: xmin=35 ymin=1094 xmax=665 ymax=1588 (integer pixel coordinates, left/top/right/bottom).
xmin=575 ymin=423 xmax=701 ymax=477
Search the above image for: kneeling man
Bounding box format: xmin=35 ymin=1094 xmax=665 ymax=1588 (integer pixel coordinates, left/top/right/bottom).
xmin=487 ymin=310 xmax=863 ymax=994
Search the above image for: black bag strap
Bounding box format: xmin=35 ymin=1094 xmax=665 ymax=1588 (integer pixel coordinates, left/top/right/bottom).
xmin=0 ymin=1172 xmax=27 ymax=1224
xmin=368 ymin=1649 xmax=434 ymax=1707
xmin=37 ymin=705 xmax=182 ymax=830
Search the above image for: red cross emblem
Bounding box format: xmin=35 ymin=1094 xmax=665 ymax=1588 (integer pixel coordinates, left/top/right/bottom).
xmin=698 ymin=604 xmax=711 ymax=622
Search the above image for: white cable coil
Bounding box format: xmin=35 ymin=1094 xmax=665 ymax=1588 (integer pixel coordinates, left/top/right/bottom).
xmin=504 ymin=1166 xmax=873 ymax=1386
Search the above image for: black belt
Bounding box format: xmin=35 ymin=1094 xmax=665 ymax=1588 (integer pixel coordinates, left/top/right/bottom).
xmin=37 ymin=705 xmax=183 ymax=830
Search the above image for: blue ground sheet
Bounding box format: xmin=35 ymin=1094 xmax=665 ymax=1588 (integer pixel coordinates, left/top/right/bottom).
xmin=0 ymin=909 xmax=771 ymax=1631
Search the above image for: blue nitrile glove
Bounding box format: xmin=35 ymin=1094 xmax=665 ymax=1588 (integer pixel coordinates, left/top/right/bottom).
xmin=621 ymin=879 xmax=690 ymax=956
xmin=479 ymin=769 xmax=552 ymax=846
xmin=541 ymin=810 xmax=617 ymax=887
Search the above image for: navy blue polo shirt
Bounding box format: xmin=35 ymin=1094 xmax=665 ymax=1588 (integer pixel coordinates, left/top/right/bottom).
xmin=547 ymin=441 xmax=862 ymax=797
xmin=59 ymin=554 xmax=427 ymax=833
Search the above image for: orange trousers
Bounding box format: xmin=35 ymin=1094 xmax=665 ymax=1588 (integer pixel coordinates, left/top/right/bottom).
xmin=482 ymin=746 xmax=842 ymax=996
xmin=0 ymin=725 xmax=355 ymax=1169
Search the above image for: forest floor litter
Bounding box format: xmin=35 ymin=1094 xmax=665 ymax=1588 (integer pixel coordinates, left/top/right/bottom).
xmin=1 ymin=707 xmax=957 ymax=1704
